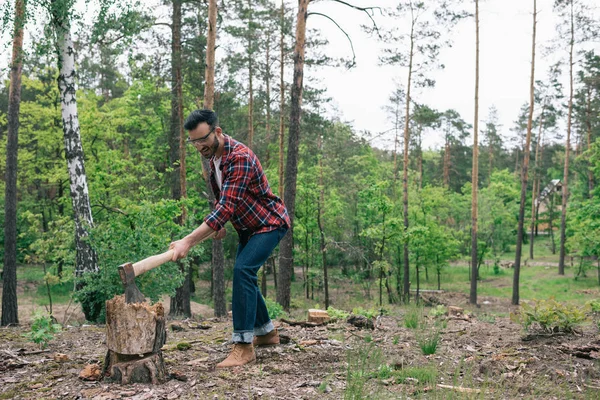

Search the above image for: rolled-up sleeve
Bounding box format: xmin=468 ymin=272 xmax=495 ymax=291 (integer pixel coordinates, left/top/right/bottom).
xmin=204 ymin=154 xmax=252 ymax=231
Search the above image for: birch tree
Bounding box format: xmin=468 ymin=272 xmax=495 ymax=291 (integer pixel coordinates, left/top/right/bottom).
xmin=50 ymin=0 xmax=99 ymax=280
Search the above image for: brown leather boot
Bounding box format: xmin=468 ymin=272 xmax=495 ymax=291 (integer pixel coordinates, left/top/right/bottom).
xmin=216 ymin=343 xmax=256 ymax=368
xmin=253 ymin=329 xmax=280 ymax=346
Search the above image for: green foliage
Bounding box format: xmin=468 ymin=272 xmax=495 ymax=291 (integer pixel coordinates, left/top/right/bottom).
xmin=176 ymin=342 xmax=191 ymax=351
xmin=352 ymin=307 xmax=378 ymax=320
xmin=477 ymin=314 xmax=497 ymax=324
xmin=264 ymin=297 xmax=286 ymax=320
xmin=393 ymin=365 xmax=437 ymax=385
xmin=24 ymin=311 xmax=62 ymax=349
xmin=327 ymin=306 xmax=350 ymax=321
xmin=74 ymin=200 xmax=199 ymax=322
xmin=428 ymin=305 xmax=447 ymax=318
xmin=416 ymin=326 xmax=441 ymax=355
xmin=510 ymin=299 xmax=588 ymax=334
xmin=403 ymin=306 xmax=423 ymax=329
xmin=344 ymin=342 xmax=384 ymax=400
xmin=587 ymin=299 xmax=600 ymax=313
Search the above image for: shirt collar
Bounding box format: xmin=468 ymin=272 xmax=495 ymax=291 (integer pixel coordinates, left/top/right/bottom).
xmin=212 ymin=134 xmax=233 ymax=166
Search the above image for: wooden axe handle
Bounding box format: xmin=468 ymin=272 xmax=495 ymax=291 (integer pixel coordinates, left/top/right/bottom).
xmin=132 ymin=250 xmax=175 ymax=277
xmin=131 ymin=231 xmax=219 ymax=277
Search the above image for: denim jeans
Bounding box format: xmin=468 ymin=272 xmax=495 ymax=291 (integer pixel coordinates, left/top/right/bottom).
xmin=231 ymin=227 xmax=287 ymax=343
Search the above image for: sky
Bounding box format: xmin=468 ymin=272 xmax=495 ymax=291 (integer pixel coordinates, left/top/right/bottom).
xmin=1 ymin=0 xmax=598 ymax=152
xmin=303 ymin=0 xmax=598 ymax=150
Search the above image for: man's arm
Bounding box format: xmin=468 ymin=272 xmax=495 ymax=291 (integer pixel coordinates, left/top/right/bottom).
xmin=169 ymin=222 xmax=225 ymax=261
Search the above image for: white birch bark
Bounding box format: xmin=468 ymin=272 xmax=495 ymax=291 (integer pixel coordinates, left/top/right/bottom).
xmin=57 ymin=25 xmax=99 ymax=275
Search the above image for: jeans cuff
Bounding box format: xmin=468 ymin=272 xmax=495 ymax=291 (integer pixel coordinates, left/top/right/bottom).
xmin=232 ymin=331 xmax=254 ymax=344
xmin=254 ymin=320 xmax=274 ymax=336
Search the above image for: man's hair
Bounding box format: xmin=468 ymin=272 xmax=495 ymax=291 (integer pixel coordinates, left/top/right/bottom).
xmin=184 ymin=109 xmax=219 ymax=131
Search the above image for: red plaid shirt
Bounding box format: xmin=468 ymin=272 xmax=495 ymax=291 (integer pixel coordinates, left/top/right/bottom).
xmin=204 ymin=135 xmax=290 ymax=235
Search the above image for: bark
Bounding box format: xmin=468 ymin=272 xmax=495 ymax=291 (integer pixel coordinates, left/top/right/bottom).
xmin=2 ymin=0 xmax=25 ymax=327
xmin=529 ymin=103 xmax=546 ymax=259
xmin=278 ymin=0 xmax=286 ymax=200
xmin=402 ymin=18 xmax=415 ymax=304
xmin=202 ymin=0 xmax=226 ymax=317
xmin=559 ymin=0 xmax=574 ymax=275
xmin=264 ymin=34 xmax=272 ymax=164
xmin=55 ymin=12 xmax=99 ymax=278
xmin=513 ymin=0 xmax=536 ymax=306
xmin=443 ymin=135 xmax=450 ymax=187
xmin=247 ymin=0 xmax=254 ymax=149
xmin=317 ymin=137 xmax=329 ymax=309
xmin=169 ymin=0 xmax=190 ymax=317
xmin=470 ymin=0 xmax=480 ymax=307
xmin=277 ymin=0 xmax=309 ymax=310
xmin=104 ymin=296 xmax=167 ymax=384
xmin=586 ymin=86 xmax=594 ymax=196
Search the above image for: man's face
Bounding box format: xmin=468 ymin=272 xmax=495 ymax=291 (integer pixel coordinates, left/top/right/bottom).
xmin=187 ymin=123 xmax=220 ymax=159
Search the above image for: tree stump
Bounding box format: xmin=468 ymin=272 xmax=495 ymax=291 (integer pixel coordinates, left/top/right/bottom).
xmin=308 ymin=309 xmax=330 ymax=324
xmin=103 ymin=295 xmax=167 ymax=384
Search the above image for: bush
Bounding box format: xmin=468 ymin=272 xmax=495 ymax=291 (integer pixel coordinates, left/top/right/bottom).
xmin=352 ymin=307 xmax=379 ymax=320
xmin=24 ymin=311 xmax=62 ymax=349
xmin=510 ymin=299 xmax=588 ymax=334
xmin=264 ymin=297 xmax=286 ymax=320
xmin=75 ymin=200 xmax=196 ymax=322
xmin=327 ymin=306 xmax=350 ymax=321
xmin=428 ymin=305 xmax=447 ymax=318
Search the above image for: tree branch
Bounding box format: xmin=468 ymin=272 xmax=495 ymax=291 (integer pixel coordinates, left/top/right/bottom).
xmin=307 ymin=12 xmax=356 ymax=68
xmin=327 ymin=0 xmax=382 ymax=38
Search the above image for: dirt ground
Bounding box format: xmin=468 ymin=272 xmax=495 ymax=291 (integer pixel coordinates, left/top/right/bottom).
xmin=2 ymin=290 xmax=600 ymax=399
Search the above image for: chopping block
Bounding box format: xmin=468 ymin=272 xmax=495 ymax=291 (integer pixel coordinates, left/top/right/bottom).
xmin=103 ymin=295 xmax=168 ymax=384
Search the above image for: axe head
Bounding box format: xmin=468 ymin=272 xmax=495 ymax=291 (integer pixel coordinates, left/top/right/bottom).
xmin=118 ymin=262 xmax=146 ymax=304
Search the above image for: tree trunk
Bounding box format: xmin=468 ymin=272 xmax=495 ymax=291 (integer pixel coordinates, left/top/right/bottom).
xmin=586 ymin=85 xmax=594 ymax=196
xmin=469 ymin=0 xmax=480 ymax=306
xmin=247 ymin=0 xmax=254 ymax=149
xmin=559 ymin=0 xmax=573 ymax=276
xmin=203 ymin=0 xmax=227 ymax=317
xmin=277 ymin=0 xmax=309 ymax=310
xmin=529 ymin=104 xmax=546 ymax=259
xmin=2 ymin=0 xmax=25 ymax=327
xmin=513 ymin=0 xmax=536 ymax=306
xmin=278 ymin=0 xmax=286 ymax=200
xmin=402 ymin=21 xmax=415 ymax=304
xmin=317 ymin=136 xmax=329 ymax=309
xmin=264 ymin=34 xmax=272 ymax=164
xmin=55 ymin=15 xmax=99 ymax=279
xmin=169 ymin=0 xmax=190 ymax=317
xmin=443 ymin=134 xmax=450 ymax=187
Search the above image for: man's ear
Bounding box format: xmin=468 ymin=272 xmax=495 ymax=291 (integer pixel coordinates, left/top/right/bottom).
xmin=215 ymin=126 xmax=223 ymax=135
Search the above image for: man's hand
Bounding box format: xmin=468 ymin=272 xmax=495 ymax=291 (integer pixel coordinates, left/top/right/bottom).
xmin=169 ymin=238 xmax=192 ymax=261
xmin=214 ymin=228 xmax=227 ymax=240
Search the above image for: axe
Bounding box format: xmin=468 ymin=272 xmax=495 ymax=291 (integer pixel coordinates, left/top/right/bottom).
xmin=118 ymin=232 xmax=219 ymax=303
xmin=118 ymin=250 xmax=176 ymax=304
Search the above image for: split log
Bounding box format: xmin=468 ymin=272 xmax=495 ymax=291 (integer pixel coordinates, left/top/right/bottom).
xmin=103 ymin=295 xmax=167 ymax=384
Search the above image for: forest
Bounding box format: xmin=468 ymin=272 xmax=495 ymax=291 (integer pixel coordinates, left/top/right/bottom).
xmin=1 ymin=0 xmax=600 ymax=398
